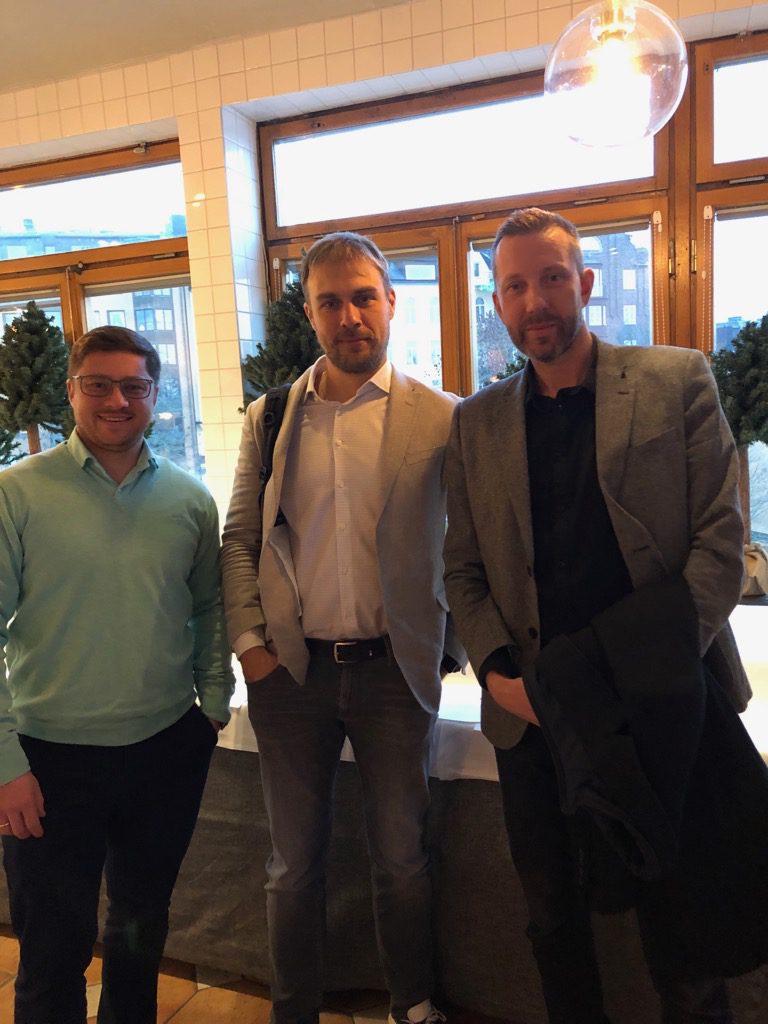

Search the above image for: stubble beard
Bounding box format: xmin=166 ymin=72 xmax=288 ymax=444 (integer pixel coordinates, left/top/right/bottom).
xmin=325 ymin=334 xmax=388 ymax=376
xmin=512 ymin=309 xmax=584 ymax=365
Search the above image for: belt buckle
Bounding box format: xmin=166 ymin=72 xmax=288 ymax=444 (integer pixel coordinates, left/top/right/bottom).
xmin=333 ymin=641 xmax=356 ymax=664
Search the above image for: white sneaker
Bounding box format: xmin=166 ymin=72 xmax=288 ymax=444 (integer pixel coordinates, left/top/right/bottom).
xmin=387 ymin=999 xmax=446 ymax=1024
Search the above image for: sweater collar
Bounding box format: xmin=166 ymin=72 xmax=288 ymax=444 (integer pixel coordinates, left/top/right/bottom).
xmin=66 ymin=428 xmax=158 ymax=475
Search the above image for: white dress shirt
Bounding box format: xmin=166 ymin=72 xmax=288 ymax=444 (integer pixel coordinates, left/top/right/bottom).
xmin=278 ymin=356 xmax=391 ymax=640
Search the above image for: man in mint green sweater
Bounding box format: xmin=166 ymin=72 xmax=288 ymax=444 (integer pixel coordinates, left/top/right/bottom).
xmin=0 ymin=325 xmax=234 ymax=1024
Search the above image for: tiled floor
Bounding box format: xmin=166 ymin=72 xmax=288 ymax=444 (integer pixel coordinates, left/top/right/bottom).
xmin=0 ymin=927 xmax=380 ymax=1022
xmin=0 ymin=926 xmax=501 ymax=1024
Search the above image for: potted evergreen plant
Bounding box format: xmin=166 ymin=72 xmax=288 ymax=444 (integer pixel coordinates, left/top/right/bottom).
xmin=0 ymin=300 xmax=71 ymax=456
xmin=240 ymin=281 xmax=321 ymax=406
xmin=710 ymin=312 xmax=768 ymax=547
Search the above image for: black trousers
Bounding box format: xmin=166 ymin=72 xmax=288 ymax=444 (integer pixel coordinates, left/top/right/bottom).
xmin=495 ymin=727 xmax=733 ymax=1024
xmin=2 ymin=704 xmax=217 ymax=1024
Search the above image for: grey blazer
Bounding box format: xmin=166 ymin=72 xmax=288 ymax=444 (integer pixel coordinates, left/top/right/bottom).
xmin=444 ymin=338 xmax=749 ymax=749
xmin=222 ymin=364 xmax=463 ymax=715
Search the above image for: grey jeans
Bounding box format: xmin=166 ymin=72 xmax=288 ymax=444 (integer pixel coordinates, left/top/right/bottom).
xmin=247 ymin=647 xmax=437 ymax=1024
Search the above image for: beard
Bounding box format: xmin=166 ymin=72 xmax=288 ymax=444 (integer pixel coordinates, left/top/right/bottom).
xmin=324 ymin=332 xmax=388 ymax=375
xmin=510 ymin=309 xmax=584 ymax=364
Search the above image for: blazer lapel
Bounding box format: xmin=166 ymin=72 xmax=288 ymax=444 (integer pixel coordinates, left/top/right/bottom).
xmin=497 ymin=371 xmax=535 ymax=566
xmin=595 ymin=340 xmax=636 ymax=498
xmin=378 ymin=367 xmax=419 ymax=512
xmin=264 ymin=368 xmax=310 ymax=532
xmin=263 ymin=369 xmax=311 ymax=600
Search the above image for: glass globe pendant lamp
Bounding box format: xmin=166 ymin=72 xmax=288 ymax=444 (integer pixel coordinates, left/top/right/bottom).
xmin=544 ymin=0 xmax=688 ymax=147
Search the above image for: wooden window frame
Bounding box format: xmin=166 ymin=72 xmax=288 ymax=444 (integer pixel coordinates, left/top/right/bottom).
xmin=0 ymin=273 xmax=75 ymax=335
xmin=693 ymin=182 xmax=768 ymax=355
xmin=695 ymin=31 xmax=768 ymax=185
xmin=0 ymin=140 xmax=187 ymax=345
xmin=266 ymin=197 xmax=670 ymax=397
xmin=0 ymin=139 xmax=180 ymax=190
xmin=259 ymin=73 xmax=669 ymax=244
xmin=0 ymin=241 xmax=189 ymax=345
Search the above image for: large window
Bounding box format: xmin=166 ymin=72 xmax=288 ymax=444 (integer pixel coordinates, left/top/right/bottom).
xmin=715 ymin=208 xmax=768 ymax=546
xmin=696 ymin=34 xmax=768 ymax=183
xmin=695 ymin=32 xmax=768 ymax=544
xmin=712 ymin=210 xmax=768 ymax=346
xmin=261 ymin=74 xmax=665 ymax=243
xmin=270 ymin=92 xmax=654 ymax=230
xmin=713 ymin=55 xmax=768 ymax=166
xmin=0 ymin=143 xmax=200 ymax=477
xmin=698 ymin=197 xmax=768 ymax=544
xmin=0 ymin=154 xmax=185 ymax=264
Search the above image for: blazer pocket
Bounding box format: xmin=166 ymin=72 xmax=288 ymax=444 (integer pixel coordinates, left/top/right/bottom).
xmin=404 ymin=445 xmax=443 ymax=465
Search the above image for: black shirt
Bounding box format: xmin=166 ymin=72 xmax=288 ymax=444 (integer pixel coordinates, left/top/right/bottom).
xmin=479 ymin=358 xmax=633 ymax=684
xmin=526 ymin=374 xmax=632 ymax=646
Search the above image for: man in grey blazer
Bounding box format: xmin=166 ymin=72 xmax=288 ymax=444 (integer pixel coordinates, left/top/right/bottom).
xmin=444 ymin=208 xmax=747 ymax=1023
xmin=222 ymin=232 xmax=461 ymax=1024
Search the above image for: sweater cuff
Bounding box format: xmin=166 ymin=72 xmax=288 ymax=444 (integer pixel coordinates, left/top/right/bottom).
xmin=478 ymin=645 xmax=522 ymax=690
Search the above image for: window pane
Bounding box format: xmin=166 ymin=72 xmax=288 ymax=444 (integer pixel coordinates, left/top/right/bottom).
xmin=712 ymin=209 xmax=768 ymax=544
xmin=0 ymin=164 xmax=186 ymax=263
xmin=286 ymin=247 xmax=444 ymax=388
xmin=581 ymin=226 xmax=653 ymax=347
xmin=749 ymin=443 xmax=768 ymax=546
xmin=83 ymin=282 xmax=203 ymax=477
xmin=468 ymin=246 xmax=520 ymax=389
xmin=713 ymin=210 xmax=768 ymax=345
xmin=388 ymin=248 xmax=442 ymax=388
xmin=714 ymin=57 xmax=768 ymax=165
xmin=0 ymin=292 xmax=64 ymax=457
xmin=592 ymin=267 xmax=604 ymax=297
xmin=469 ymin=222 xmax=654 ymax=390
xmin=273 ymin=95 xmax=653 ymax=227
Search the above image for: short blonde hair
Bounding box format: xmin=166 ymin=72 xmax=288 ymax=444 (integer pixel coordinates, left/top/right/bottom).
xmin=300 ymin=231 xmax=392 ymax=294
xmin=492 ymin=207 xmax=584 ymax=279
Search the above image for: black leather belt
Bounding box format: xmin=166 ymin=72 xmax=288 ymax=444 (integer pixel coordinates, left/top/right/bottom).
xmin=306 ymin=636 xmax=389 ymax=664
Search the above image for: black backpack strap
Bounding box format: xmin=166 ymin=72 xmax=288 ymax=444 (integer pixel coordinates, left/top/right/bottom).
xmin=258 ymin=383 xmax=291 ymax=529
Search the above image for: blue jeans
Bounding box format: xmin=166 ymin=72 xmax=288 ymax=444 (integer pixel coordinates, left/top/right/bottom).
xmin=247 ymin=648 xmax=437 ymax=1024
xmin=2 ymin=705 xmax=217 ymax=1024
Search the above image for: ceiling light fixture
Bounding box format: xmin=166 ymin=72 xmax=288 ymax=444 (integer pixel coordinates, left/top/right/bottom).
xmin=544 ymin=0 xmax=688 ymax=147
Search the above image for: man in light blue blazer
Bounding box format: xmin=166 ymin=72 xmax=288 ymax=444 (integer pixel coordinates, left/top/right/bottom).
xmin=222 ymin=232 xmax=462 ymax=1024
xmin=444 ymin=208 xmax=748 ymax=1024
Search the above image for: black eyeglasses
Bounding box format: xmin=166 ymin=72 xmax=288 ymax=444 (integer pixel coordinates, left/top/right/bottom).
xmin=69 ymin=375 xmax=155 ymax=399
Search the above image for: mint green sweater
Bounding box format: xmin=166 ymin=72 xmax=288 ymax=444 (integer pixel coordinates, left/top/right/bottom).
xmin=0 ymin=432 xmax=235 ymax=784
